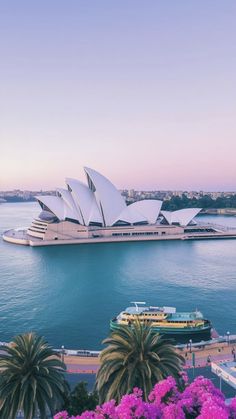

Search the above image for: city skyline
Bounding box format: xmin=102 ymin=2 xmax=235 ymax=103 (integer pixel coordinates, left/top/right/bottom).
xmin=1 ymin=187 xmax=235 ymax=199
xmin=1 ymin=1 xmax=236 ymax=191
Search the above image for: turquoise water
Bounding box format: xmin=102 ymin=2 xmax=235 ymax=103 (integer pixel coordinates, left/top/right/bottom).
xmin=0 ymin=202 xmax=236 ymax=349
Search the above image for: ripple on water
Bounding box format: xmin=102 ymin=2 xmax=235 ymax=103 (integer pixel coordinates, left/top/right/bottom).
xmin=0 ymin=202 xmax=236 ymax=348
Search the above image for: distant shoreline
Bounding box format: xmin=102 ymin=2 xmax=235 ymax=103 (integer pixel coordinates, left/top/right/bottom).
xmin=0 ymin=198 xmax=36 ymax=203
xmin=200 ymin=208 xmax=236 ymax=216
xmin=1 ymin=200 xmax=236 ymax=216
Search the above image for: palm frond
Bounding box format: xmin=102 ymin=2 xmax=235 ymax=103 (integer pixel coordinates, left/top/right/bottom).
xmin=96 ymin=321 xmax=184 ymax=403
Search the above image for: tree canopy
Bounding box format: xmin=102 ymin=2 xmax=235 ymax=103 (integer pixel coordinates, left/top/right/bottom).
xmin=96 ymin=321 xmax=184 ymax=403
xmin=0 ymin=332 xmax=68 ymax=419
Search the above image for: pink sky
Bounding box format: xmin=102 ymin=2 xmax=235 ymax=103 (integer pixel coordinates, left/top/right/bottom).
xmin=0 ymin=1 xmax=235 ymax=191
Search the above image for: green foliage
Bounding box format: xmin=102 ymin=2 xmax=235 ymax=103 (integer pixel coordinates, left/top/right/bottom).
xmin=162 ymin=194 xmax=236 ymax=211
xmin=95 ymin=321 xmax=184 ymax=404
xmin=0 ymin=332 xmax=68 ymax=419
xmin=63 ymin=382 xmax=98 ymax=415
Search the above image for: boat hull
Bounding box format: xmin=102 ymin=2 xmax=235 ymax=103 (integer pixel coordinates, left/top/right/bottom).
xmin=110 ymin=320 xmax=212 ymax=344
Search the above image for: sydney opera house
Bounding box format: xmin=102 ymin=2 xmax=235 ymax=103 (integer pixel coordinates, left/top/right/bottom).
xmin=3 ymin=167 xmax=235 ymax=246
xmin=14 ymin=167 xmax=201 ymax=244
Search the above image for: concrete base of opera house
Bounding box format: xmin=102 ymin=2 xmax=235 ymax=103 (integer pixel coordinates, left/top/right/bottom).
xmin=3 ymin=227 xmax=236 ymax=247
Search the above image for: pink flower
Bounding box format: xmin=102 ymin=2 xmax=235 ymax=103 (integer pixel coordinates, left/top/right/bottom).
xmin=116 ymin=391 xmax=146 ymax=418
xmin=133 ymin=387 xmax=143 ymax=398
xmin=177 ymin=397 xmax=194 ymax=415
xmin=178 ymin=371 xmax=189 ymax=385
xmin=54 ymin=412 xmax=69 ymax=419
xmin=149 ymin=376 xmax=180 ymax=407
xmin=77 ymin=412 xmax=97 ymax=419
xmin=181 ymin=375 xmax=225 ymax=412
xmin=229 ymin=397 xmax=236 ymax=417
xmin=198 ymin=399 xmax=229 ymax=419
xmin=96 ymin=400 xmax=117 ymax=418
xmin=162 ymin=403 xmax=185 ymax=419
xmin=54 ymin=374 xmax=232 ymax=419
xmin=114 ymin=387 xmax=161 ymax=418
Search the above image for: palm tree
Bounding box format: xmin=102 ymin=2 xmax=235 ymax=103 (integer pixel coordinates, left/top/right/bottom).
xmin=96 ymin=321 xmax=185 ymax=403
xmin=0 ymin=332 xmax=68 ymax=419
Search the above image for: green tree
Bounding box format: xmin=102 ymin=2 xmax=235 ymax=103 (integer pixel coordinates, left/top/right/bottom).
xmin=0 ymin=332 xmax=68 ymax=419
xmin=96 ymin=321 xmax=184 ymax=403
xmin=63 ymin=382 xmax=98 ymax=416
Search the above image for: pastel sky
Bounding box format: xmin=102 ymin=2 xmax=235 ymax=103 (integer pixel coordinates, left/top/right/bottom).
xmin=0 ymin=1 xmax=235 ymax=191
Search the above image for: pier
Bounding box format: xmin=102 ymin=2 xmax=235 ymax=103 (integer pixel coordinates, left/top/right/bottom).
xmin=62 ymin=336 xmax=236 ymax=374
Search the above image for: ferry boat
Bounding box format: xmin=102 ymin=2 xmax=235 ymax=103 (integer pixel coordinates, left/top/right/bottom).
xmin=110 ymin=302 xmax=212 ymax=344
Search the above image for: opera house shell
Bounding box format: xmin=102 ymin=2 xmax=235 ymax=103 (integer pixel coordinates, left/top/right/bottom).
xmin=22 ymin=167 xmax=202 ymax=243
xmin=161 ymin=208 xmax=200 ymax=227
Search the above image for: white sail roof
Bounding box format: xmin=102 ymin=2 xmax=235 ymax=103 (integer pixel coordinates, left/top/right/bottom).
xmin=84 ymin=167 xmax=126 ymax=227
xmin=128 ymin=200 xmax=162 ymax=224
xmin=113 ymin=205 xmax=148 ymax=225
xmin=36 ymin=196 xmax=65 ymax=220
xmin=88 ymin=199 xmax=104 ymax=225
xmin=161 ymin=208 xmax=201 ymax=226
xmin=66 ymin=178 xmax=103 ymax=226
xmin=56 ymin=188 xmax=83 ymax=223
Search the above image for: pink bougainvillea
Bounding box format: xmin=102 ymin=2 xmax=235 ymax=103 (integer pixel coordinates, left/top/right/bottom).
xmin=54 ymin=375 xmax=236 ymax=418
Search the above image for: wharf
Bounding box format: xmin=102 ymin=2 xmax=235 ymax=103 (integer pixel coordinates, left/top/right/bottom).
xmin=63 ymin=338 xmax=236 ymax=374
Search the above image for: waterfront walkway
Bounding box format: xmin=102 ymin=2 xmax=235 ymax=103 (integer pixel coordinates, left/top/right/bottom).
xmin=64 ymin=341 xmax=236 ymax=374
xmin=3 ymin=226 xmax=236 ymax=247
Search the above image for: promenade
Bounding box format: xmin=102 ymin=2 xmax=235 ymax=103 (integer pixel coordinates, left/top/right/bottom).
xmin=3 ymin=226 xmax=236 ymax=247
xmin=64 ymin=341 xmax=236 ymax=374
xmin=183 ymin=341 xmax=236 ymax=368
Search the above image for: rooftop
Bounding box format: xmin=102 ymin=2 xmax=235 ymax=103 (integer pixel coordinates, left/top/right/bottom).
xmin=212 ymin=361 xmax=236 ymax=390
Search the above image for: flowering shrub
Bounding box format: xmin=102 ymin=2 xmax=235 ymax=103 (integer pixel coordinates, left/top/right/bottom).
xmin=54 ymin=375 xmax=236 ymax=418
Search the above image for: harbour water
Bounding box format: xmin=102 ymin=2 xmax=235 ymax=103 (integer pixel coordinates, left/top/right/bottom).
xmin=0 ymin=202 xmax=236 ymax=349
